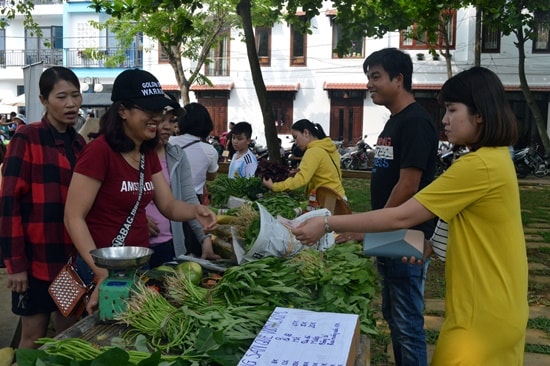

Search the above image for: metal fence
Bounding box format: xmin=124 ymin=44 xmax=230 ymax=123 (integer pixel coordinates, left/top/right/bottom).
xmin=0 ymin=48 xmax=143 ymax=69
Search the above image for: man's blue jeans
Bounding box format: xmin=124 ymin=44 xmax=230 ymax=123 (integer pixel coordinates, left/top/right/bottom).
xmin=377 ymin=257 xmax=429 ymax=366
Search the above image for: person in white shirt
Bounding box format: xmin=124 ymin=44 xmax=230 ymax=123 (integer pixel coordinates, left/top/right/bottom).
xmin=169 ymin=103 xmax=218 ymax=203
xmin=228 ymin=121 xmax=258 ymax=179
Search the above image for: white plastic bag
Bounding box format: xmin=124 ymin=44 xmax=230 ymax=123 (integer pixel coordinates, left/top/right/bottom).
xmin=233 ymin=203 xmax=334 ymax=264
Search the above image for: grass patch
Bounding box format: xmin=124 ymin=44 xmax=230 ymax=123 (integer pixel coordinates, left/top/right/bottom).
xmin=524 ymin=344 xmax=550 ymax=354
xmin=528 ymin=317 xmax=550 ymax=333
xmin=343 ymin=178 xmax=371 ymax=212
xmin=425 ymin=329 xmax=440 ymax=345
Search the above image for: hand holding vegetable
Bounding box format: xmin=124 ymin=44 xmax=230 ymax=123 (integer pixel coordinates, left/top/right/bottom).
xmin=292 ymin=216 xmax=325 ymax=246
xmin=262 ymin=177 xmax=274 ymax=190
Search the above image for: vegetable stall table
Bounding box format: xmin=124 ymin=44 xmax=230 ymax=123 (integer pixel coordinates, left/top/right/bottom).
xmin=36 ymin=243 xmax=378 ymax=365
xmin=49 ymin=311 xmax=372 ymax=366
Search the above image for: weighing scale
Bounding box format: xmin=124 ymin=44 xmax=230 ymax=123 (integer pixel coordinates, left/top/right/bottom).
xmin=90 ymin=246 xmax=154 ymax=322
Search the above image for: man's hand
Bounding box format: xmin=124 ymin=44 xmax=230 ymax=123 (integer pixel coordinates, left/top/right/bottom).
xmin=401 ymin=239 xmax=434 ymax=265
xmin=335 ymin=232 xmax=363 ymax=243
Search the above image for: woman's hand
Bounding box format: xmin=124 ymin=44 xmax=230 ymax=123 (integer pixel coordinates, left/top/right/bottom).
xmin=7 ymin=271 xmax=29 ymax=293
xmin=292 ymin=216 xmax=325 ymax=246
xmin=86 ymin=269 xmax=108 ymax=315
xmin=262 ymin=177 xmax=274 ymax=189
xmin=147 ymin=216 xmax=160 ymax=237
xmin=195 ymin=205 xmax=217 ymax=232
xmin=86 ymin=286 xmax=100 ymax=315
xmin=200 ymin=236 xmax=221 ymax=260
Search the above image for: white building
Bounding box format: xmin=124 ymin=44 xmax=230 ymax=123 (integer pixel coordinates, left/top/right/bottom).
xmin=1 ymin=1 xmax=549 ymax=149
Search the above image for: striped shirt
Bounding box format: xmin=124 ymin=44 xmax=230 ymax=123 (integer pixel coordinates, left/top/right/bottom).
xmin=431 ymin=219 xmax=448 ymax=262
xmin=0 ymin=118 xmax=85 ymax=281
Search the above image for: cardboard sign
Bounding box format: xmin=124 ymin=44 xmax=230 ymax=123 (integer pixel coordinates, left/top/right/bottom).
xmin=238 ymin=307 xmax=360 ymax=366
xmin=363 ymin=229 xmax=424 ymax=258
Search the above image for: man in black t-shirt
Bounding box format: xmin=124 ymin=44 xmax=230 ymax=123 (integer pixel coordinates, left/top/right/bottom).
xmin=345 ymin=48 xmax=438 ymax=366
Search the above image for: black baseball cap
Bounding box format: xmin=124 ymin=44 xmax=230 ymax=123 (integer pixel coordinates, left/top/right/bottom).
xmin=111 ymin=69 xmax=175 ymax=112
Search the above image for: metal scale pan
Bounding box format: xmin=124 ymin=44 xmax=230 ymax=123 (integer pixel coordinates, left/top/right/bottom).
xmin=90 ymin=246 xmax=154 ymax=270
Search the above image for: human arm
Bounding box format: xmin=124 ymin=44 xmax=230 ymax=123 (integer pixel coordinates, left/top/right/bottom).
xmin=264 ymin=148 xmax=319 ymax=191
xmin=205 ymin=143 xmax=219 ymax=181
xmin=152 ymin=172 xmax=217 ymax=232
xmin=384 ymin=167 xmax=423 ymax=208
xmin=64 ymin=172 xmax=106 ymax=314
xmin=293 ymin=197 xmax=435 ymax=245
xmin=0 ymin=133 xmax=34 ymax=292
xmin=335 ymin=166 xmax=423 ymax=243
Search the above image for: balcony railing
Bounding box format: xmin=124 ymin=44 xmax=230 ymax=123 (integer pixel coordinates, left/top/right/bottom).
xmin=0 ymin=48 xmax=143 ymax=69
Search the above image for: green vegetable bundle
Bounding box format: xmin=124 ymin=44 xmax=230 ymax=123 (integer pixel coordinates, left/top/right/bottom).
xmin=209 ymin=176 xmax=266 ymax=207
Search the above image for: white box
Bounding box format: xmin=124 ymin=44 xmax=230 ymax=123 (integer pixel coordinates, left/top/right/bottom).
xmin=238 ymin=307 xmax=360 ymax=366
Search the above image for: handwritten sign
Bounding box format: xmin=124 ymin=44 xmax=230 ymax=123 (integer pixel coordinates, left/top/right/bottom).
xmin=238 ymin=307 xmax=359 ymax=366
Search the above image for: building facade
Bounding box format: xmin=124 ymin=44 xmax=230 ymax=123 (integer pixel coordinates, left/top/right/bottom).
xmin=1 ymin=1 xmax=549 ymax=149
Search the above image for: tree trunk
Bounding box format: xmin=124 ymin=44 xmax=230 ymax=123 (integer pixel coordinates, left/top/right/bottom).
xmin=515 ymin=27 xmax=550 ymax=155
xmin=236 ymin=0 xmax=280 ymax=162
xmin=474 ymin=6 xmax=481 ymax=67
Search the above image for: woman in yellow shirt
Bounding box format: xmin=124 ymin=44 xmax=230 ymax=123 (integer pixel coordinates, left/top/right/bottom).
xmin=293 ymin=67 xmax=528 ymax=365
xmin=262 ymin=119 xmax=345 ymax=199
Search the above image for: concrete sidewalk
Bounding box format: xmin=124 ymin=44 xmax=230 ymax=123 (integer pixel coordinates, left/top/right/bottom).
xmin=0 ymin=268 xmax=20 ymax=348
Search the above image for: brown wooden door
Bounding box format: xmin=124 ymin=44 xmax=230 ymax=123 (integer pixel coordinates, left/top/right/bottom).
xmin=270 ymin=94 xmax=294 ymax=134
xmin=197 ymin=96 xmax=228 ymax=137
xmin=329 ymin=97 xmax=363 ymax=146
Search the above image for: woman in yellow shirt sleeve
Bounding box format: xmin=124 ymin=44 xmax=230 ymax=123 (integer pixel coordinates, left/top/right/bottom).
xmin=262 ymin=119 xmax=346 ymax=199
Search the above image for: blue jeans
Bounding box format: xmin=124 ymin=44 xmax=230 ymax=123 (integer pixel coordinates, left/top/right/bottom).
xmin=377 ymin=257 xmax=429 ymax=366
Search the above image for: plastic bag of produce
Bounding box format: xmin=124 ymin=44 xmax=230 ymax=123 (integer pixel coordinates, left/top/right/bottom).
xmin=233 ymin=203 xmax=334 ymax=263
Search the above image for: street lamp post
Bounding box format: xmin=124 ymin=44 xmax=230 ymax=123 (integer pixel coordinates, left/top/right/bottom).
xmin=81 ymin=77 xmax=104 ymax=93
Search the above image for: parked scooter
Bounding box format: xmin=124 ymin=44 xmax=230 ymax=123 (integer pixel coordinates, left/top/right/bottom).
xmin=434 ymin=143 xmax=469 ymax=177
xmin=249 ymin=138 xmax=269 ymax=160
xmin=340 ymin=137 xmax=375 ymax=170
xmin=513 ymin=146 xmax=550 ymax=178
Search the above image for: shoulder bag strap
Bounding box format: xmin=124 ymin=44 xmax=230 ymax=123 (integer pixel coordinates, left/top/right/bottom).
xmin=327 ymin=151 xmax=341 ymax=180
xmin=181 ymin=140 xmax=200 ymax=149
xmin=112 ymin=153 xmax=145 ymax=247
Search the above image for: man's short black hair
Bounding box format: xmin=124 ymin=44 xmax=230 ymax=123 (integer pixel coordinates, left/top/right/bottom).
xmin=363 ymin=48 xmax=413 ymax=92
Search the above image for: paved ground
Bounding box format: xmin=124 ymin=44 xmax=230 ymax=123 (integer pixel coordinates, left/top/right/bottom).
xmin=0 ymin=267 xmax=19 ymax=348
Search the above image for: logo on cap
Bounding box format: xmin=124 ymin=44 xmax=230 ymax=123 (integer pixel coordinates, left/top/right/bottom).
xmin=140 ymin=81 xmax=164 ymax=97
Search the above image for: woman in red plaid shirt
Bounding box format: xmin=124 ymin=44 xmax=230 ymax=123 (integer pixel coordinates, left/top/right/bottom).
xmin=0 ymin=67 xmax=86 ymax=349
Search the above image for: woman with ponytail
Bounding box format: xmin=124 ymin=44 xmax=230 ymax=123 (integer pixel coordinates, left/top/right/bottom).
xmin=263 ymin=119 xmax=345 ymax=199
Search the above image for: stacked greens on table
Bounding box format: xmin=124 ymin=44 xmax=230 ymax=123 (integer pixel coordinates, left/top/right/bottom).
xmin=18 ymin=243 xmax=379 ymax=366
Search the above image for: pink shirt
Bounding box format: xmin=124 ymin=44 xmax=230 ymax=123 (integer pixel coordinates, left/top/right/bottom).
xmin=145 ymin=153 xmax=172 ymax=245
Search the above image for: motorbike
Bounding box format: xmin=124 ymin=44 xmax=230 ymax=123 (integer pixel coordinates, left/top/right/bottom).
xmin=513 ymin=146 xmax=550 ymax=178
xmin=340 ymin=138 xmax=375 ymax=170
xmin=249 ymin=138 xmax=269 ymax=160
xmin=434 ymin=143 xmax=469 ymax=177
